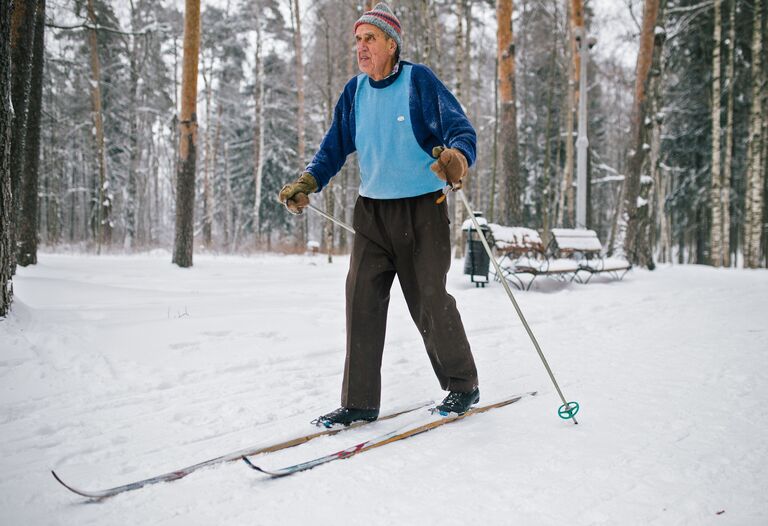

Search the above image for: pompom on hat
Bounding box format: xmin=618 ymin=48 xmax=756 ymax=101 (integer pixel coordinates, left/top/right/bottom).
xmin=354 ymin=3 xmax=402 ymax=51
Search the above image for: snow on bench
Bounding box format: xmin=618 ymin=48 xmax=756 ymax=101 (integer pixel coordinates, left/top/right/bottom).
xmin=487 ymin=224 xmax=544 ymax=256
xmin=549 ymin=228 xmax=603 ymax=255
xmin=486 ymin=225 xmax=632 ymax=289
xmin=549 ymin=229 xmax=632 ymax=282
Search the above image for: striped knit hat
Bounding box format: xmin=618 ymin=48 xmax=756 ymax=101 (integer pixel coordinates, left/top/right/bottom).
xmin=354 ymin=3 xmax=402 ymax=51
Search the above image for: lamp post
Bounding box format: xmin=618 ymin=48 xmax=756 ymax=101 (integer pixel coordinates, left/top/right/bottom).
xmin=574 ymin=27 xmax=596 ymax=229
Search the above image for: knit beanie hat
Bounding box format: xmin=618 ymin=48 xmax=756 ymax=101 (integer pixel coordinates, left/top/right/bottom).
xmin=354 ymin=3 xmax=402 ymax=51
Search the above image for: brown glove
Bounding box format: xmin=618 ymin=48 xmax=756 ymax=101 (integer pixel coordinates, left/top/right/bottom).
xmin=278 ymin=172 xmax=318 ymax=215
xmin=430 ymin=146 xmax=468 ymax=190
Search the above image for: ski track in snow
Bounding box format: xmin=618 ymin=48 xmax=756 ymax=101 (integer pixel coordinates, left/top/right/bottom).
xmin=1 ymin=252 xmax=767 ymax=525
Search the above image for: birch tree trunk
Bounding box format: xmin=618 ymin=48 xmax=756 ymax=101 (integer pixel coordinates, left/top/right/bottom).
xmin=497 ymin=0 xmax=521 ymax=225
xmin=0 ymin=0 xmax=13 ymax=316
xmin=709 ymin=0 xmax=723 ymax=267
xmin=86 ymin=0 xmax=111 ymax=251
xmin=17 ymin=0 xmax=45 ymax=267
xmin=618 ymin=0 xmax=661 ymax=266
xmin=253 ymin=22 xmax=265 ymax=249
xmin=743 ymin=0 xmax=764 ymax=268
xmin=172 ymin=0 xmax=201 ymax=268
xmin=721 ymin=0 xmax=736 ymax=267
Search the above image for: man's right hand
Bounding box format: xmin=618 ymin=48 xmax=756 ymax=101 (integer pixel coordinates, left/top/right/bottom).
xmin=278 ymin=172 xmax=318 ymax=215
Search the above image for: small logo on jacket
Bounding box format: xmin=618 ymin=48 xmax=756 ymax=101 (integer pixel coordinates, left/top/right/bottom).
xmin=397 ymin=115 xmax=405 ymax=122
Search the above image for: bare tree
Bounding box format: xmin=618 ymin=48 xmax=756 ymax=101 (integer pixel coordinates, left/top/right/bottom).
xmin=126 ymin=0 xmax=142 ymax=248
xmin=497 ymin=0 xmax=521 ymax=224
xmin=86 ymin=0 xmax=111 ymax=251
xmin=172 ymin=0 xmax=202 ymax=268
xmin=617 ymin=0 xmax=662 ymax=267
xmin=201 ymin=55 xmax=214 ymax=248
xmin=709 ymin=0 xmax=724 ymax=266
xmin=558 ymin=0 xmax=581 ymax=228
xmin=253 ymin=21 xmax=266 ymax=248
xmin=290 ymin=0 xmax=307 ymax=246
xmin=541 ymin=0 xmax=560 ymax=242
xmin=453 ymin=0 xmax=468 ymax=257
xmin=721 ymin=0 xmax=736 ymax=267
xmin=17 ymin=0 xmax=45 ymax=267
xmin=743 ymin=0 xmax=764 ymax=268
xmin=9 ymin=0 xmax=37 ymax=266
xmin=1 ymin=0 xmax=13 ymax=316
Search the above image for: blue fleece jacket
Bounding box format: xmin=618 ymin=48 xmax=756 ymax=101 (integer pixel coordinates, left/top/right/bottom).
xmin=305 ymin=61 xmax=476 ymax=199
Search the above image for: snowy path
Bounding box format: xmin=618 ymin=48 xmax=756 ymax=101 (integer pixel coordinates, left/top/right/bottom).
xmin=1 ymin=253 xmax=766 ymax=525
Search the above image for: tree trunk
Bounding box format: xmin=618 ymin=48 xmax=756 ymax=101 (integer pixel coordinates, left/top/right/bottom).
xmin=17 ymin=0 xmax=45 ymax=267
xmin=453 ymin=0 xmax=467 ymax=258
xmin=497 ymin=0 xmax=521 ymax=225
xmin=202 ymin=60 xmax=213 ymax=248
xmin=490 ymin=53 xmax=499 ymax=223
xmin=558 ymin=0 xmax=581 ymax=228
xmin=323 ymin=14 xmax=335 ymax=263
xmin=9 ymin=0 xmax=37 ymax=269
xmin=86 ymin=0 xmax=111 ymax=251
xmin=743 ymin=0 xmax=764 ymax=268
xmin=126 ymin=0 xmax=141 ymax=248
xmin=541 ymin=0 xmax=559 ymax=244
xmin=618 ymin=0 xmax=661 ymax=267
xmin=291 ymin=0 xmax=307 ymax=247
xmin=253 ymin=22 xmax=265 ymax=249
xmin=172 ymin=0 xmax=201 ymax=268
xmin=721 ymin=0 xmax=736 ymax=267
xmin=709 ymin=0 xmax=723 ymax=267
xmin=0 ymin=0 xmax=14 ymax=316
xmin=419 ymin=0 xmax=434 ymax=66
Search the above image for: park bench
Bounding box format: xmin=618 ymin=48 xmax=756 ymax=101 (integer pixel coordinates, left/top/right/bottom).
xmin=486 ymin=226 xmax=632 ymax=290
xmin=487 ymin=224 xmax=580 ymax=290
xmin=549 ymin=228 xmax=632 ymax=283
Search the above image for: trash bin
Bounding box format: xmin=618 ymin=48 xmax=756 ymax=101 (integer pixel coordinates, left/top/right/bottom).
xmin=462 ymin=212 xmax=491 ymax=287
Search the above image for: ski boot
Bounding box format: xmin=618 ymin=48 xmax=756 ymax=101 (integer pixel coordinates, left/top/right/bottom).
xmin=434 ymin=387 xmax=480 ymax=416
xmin=312 ymin=407 xmax=379 ymax=428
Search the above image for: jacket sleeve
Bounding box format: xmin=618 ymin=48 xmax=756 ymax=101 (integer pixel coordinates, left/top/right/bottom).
xmin=410 ymin=64 xmax=477 ymax=167
xmin=305 ymin=77 xmax=358 ymax=190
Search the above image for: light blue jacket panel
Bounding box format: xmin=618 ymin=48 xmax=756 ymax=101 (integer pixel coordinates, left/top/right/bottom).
xmin=354 ymin=65 xmax=444 ymax=199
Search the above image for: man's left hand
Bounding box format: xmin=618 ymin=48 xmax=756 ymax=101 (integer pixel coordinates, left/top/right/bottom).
xmin=430 ymin=147 xmax=468 ymax=190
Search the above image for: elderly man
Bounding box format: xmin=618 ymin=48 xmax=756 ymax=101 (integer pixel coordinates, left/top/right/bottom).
xmin=279 ymin=3 xmax=479 ymax=427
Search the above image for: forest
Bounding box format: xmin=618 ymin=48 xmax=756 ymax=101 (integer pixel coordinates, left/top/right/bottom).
xmin=1 ymin=0 xmax=766 ymax=316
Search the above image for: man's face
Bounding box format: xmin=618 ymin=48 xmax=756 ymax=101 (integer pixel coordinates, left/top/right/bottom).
xmin=355 ymin=23 xmax=397 ymax=80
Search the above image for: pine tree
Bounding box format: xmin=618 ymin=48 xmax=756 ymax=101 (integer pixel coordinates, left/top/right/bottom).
xmin=172 ymin=0 xmax=201 ymax=267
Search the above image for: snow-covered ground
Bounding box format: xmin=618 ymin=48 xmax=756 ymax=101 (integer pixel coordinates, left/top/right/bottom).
xmin=1 ymin=252 xmax=766 ymax=525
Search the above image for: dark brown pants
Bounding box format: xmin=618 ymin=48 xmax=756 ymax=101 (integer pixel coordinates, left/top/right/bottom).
xmin=341 ymin=191 xmax=479 ymax=410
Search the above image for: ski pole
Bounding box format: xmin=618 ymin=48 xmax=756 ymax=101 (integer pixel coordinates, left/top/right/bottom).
xmin=306 ymin=203 xmax=356 ymax=234
xmin=279 ymin=194 xmax=356 ymax=234
xmin=454 ymin=188 xmax=579 ymax=425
